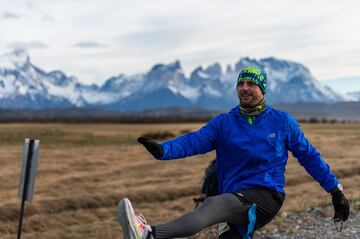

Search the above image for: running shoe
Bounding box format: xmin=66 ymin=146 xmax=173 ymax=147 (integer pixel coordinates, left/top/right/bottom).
xmin=117 ymin=198 xmax=154 ymax=239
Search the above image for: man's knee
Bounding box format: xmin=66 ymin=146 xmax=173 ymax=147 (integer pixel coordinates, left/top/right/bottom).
xmin=202 ymin=195 xmax=218 ymax=207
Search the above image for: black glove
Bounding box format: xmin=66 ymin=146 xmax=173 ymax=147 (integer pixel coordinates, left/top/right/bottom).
xmin=137 ymin=137 xmax=164 ymax=158
xmin=331 ymin=190 xmax=350 ymax=222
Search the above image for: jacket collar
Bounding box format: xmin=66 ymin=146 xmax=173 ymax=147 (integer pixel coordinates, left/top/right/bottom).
xmin=229 ymin=104 xmax=272 ymax=123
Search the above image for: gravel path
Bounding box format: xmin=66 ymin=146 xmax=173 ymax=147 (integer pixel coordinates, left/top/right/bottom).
xmin=190 ymin=202 xmax=360 ymax=238
xmin=255 ymin=202 xmax=360 ymax=239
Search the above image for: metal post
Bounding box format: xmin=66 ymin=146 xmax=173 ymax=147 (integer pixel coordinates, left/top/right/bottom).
xmin=16 ymin=139 xmax=36 ymax=239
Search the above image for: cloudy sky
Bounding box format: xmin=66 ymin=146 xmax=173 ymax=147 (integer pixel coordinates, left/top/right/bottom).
xmin=1 ymin=0 xmax=359 ymax=92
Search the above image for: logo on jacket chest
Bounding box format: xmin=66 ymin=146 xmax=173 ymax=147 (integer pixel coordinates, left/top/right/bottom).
xmin=268 ymin=132 xmax=276 ymax=138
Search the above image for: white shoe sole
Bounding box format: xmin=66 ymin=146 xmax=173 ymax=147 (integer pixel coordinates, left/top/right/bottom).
xmin=117 ymin=198 xmax=138 ymax=239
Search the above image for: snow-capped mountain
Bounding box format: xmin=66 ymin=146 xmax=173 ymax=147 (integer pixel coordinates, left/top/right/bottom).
xmin=225 ymin=57 xmax=345 ymax=104
xmin=258 ymin=57 xmax=344 ymax=103
xmin=0 ymin=49 xmax=86 ymax=108
xmin=0 ymin=49 xmax=349 ymax=111
xmin=347 ymin=91 xmax=360 ymax=101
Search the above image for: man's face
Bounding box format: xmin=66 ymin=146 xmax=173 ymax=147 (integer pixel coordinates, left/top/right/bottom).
xmin=236 ymin=80 xmax=263 ymax=106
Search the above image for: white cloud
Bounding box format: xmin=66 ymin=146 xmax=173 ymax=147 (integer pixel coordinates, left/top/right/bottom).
xmin=6 ymin=41 xmax=48 ymax=50
xmin=41 ymin=15 xmax=55 ymax=22
xmin=73 ymin=41 xmax=109 ymax=49
xmin=2 ymin=11 xmax=20 ymax=19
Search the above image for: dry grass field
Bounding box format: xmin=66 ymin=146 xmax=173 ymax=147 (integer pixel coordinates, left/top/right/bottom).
xmin=0 ymin=122 xmax=359 ymax=239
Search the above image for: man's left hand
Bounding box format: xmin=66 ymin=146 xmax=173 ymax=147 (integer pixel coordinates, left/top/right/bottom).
xmin=332 ymin=190 xmax=350 ymax=222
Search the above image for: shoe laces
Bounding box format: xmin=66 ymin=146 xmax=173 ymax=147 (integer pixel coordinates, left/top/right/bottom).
xmin=135 ymin=214 xmax=150 ymax=235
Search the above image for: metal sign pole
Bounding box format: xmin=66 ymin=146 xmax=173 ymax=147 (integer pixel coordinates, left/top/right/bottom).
xmin=17 ymin=139 xmax=40 ymax=239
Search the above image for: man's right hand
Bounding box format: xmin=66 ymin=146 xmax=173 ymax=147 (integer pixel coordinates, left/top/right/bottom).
xmin=137 ymin=137 xmax=164 ymax=158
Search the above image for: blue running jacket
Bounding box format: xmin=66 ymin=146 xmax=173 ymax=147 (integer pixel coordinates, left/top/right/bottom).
xmin=158 ymin=105 xmax=339 ymax=194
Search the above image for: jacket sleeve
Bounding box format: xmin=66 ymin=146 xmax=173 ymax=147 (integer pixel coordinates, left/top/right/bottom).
xmin=286 ymin=113 xmax=339 ymax=192
xmin=158 ymin=115 xmax=221 ymax=160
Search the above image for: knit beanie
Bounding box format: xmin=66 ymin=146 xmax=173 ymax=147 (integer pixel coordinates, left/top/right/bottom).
xmin=237 ymin=66 xmax=267 ymax=94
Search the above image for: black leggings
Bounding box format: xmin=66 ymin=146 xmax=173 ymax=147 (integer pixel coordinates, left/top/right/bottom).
xmin=153 ymin=187 xmax=284 ymax=239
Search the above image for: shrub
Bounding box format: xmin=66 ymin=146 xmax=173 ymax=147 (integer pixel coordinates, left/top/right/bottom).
xmin=309 ymin=117 xmax=320 ymax=123
xmin=141 ymin=131 xmax=176 ymax=140
xmin=180 ymin=129 xmax=192 ymax=134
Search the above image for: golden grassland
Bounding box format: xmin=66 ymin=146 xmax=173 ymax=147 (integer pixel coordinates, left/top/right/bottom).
xmin=0 ymin=123 xmax=359 ymax=239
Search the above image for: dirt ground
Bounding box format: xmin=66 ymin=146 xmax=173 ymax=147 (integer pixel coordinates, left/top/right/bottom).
xmin=0 ymin=122 xmax=359 ymax=239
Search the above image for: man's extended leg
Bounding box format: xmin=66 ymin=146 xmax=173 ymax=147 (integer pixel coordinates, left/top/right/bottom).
xmin=117 ymin=194 xmax=249 ymax=239
xmin=153 ymin=193 xmax=249 ymax=238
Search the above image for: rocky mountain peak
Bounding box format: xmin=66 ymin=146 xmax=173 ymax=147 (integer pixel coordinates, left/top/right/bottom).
xmin=0 ymin=48 xmax=30 ymax=70
xmin=204 ymin=63 xmax=222 ymax=78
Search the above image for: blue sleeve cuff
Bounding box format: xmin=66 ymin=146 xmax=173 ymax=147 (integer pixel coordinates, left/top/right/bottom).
xmin=325 ymin=179 xmax=340 ymax=193
xmin=157 ymin=142 xmax=170 ymax=160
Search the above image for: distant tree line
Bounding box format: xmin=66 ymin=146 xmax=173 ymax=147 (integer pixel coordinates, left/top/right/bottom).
xmin=297 ymin=118 xmax=357 ymax=124
xmin=0 ymin=108 xmax=358 ymax=124
xmin=0 ymin=116 xmax=357 ymax=124
xmin=0 ymin=115 xmax=212 ymax=124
